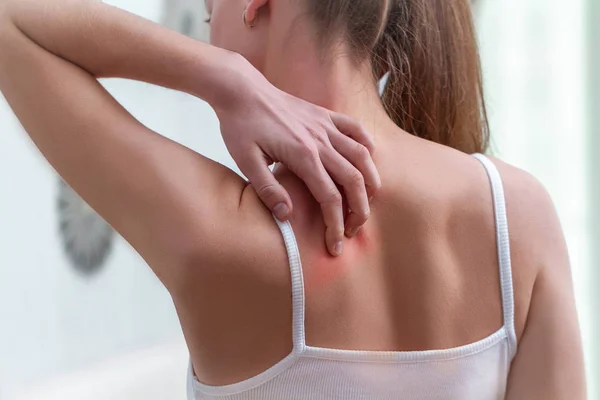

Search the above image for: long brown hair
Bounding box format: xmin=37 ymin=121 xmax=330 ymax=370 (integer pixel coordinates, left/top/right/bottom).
xmin=306 ymin=0 xmax=489 ymax=154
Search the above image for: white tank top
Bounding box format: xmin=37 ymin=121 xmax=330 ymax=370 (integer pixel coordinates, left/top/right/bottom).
xmin=187 ymin=153 xmax=517 ymax=400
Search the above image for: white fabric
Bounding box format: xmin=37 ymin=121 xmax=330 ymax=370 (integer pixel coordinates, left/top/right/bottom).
xmin=188 ymin=153 xmax=516 ymax=399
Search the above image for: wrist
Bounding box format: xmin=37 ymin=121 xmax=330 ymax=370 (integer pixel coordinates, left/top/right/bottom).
xmin=195 ymin=48 xmax=256 ymax=114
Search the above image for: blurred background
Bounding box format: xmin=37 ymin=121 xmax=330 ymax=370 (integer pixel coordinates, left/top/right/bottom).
xmin=0 ymin=0 xmax=597 ymax=398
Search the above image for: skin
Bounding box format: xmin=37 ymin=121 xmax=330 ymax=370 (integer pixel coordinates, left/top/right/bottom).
xmin=0 ymin=0 xmax=586 ymax=398
xmin=0 ymin=0 xmax=381 ymax=258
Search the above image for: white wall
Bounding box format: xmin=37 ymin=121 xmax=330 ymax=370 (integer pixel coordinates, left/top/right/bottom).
xmin=0 ymin=1 xmax=233 ymax=398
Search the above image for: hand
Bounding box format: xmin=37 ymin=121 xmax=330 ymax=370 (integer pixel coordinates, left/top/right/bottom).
xmin=215 ymin=55 xmax=381 ymax=256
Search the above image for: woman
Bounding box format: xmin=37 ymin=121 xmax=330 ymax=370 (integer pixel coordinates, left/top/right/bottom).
xmin=0 ymin=0 xmax=586 ymax=399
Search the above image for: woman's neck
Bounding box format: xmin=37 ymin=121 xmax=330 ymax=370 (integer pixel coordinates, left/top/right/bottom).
xmin=260 ymin=38 xmax=393 ymax=139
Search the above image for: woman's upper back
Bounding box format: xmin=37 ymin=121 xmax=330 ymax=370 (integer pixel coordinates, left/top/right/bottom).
xmin=188 ymin=151 xmax=514 ymax=398
xmin=267 ymin=131 xmax=539 ymax=348
xmin=177 ymin=132 xmax=558 ymax=398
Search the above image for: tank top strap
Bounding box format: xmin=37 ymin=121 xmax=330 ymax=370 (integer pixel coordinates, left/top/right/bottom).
xmin=273 ymin=217 xmax=307 ymax=354
xmin=472 ymin=153 xmax=517 ymax=359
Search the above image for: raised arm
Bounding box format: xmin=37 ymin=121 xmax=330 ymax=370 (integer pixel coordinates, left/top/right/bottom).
xmin=0 ymin=3 xmax=233 ymax=287
xmin=4 ymin=0 xmax=232 ymax=104
xmin=1 ymin=0 xmax=380 ymax=256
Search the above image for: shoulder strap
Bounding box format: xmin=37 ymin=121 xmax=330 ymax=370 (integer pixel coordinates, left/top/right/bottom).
xmin=472 ymin=154 xmax=518 ymax=359
xmin=273 ymin=217 xmax=307 ymax=354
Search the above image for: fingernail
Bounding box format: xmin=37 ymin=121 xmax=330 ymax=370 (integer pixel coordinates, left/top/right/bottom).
xmin=333 ymin=241 xmax=343 ymax=256
xmin=274 ymin=203 xmax=289 ymax=220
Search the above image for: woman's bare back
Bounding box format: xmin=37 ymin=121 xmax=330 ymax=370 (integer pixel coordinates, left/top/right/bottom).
xmin=276 ymin=131 xmax=528 ymax=353
xmin=177 ymin=129 xmax=554 ymax=387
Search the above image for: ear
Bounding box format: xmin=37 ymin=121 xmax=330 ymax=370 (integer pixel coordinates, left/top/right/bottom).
xmin=245 ymin=0 xmax=269 ymax=24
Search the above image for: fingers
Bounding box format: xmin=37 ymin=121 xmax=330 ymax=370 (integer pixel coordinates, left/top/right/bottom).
xmin=329 ymin=112 xmax=376 ymax=155
xmin=243 ymin=154 xmax=293 ymax=221
xmin=327 ymin=131 xmax=381 ymax=200
xmin=319 ymin=146 xmax=371 ymax=238
xmin=289 ymin=149 xmax=345 ymax=257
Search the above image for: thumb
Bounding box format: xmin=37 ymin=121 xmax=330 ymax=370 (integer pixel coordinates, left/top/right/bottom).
xmin=244 ymin=159 xmax=293 ymax=221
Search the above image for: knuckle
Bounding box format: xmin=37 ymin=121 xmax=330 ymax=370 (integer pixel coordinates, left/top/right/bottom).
xmin=367 ymin=140 xmax=376 ymax=153
xmin=355 ymin=207 xmax=370 ymax=221
xmin=349 ymin=120 xmax=364 ymax=134
xmin=310 ymin=127 xmax=330 ymax=147
xmin=349 ymin=170 xmax=365 ymax=187
xmin=307 ymin=151 xmax=322 ymax=167
xmin=355 ymin=143 xmax=370 ymax=160
xmin=318 ymin=108 xmax=331 ymax=121
xmin=297 ymin=143 xmax=318 ymax=160
xmin=356 ymin=121 xmax=367 ymax=133
xmin=363 ymin=140 xmax=375 ymax=155
xmin=324 ymin=186 xmax=342 ymax=205
xmin=305 ymin=125 xmax=318 ymax=138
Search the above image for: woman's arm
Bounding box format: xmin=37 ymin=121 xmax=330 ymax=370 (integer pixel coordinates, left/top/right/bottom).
xmin=0 ymin=9 xmax=235 ymax=287
xmin=5 ymin=0 xmax=232 ymax=105
xmin=503 ymin=172 xmax=586 ymax=399
xmin=0 ymin=2 xmax=348 ymax=293
xmin=2 ymin=0 xmax=381 ymax=255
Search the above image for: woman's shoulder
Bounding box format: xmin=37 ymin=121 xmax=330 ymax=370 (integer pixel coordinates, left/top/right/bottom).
xmin=172 ymin=181 xmax=296 ymax=385
xmin=485 ymin=156 xmax=570 ymax=342
xmin=488 ymin=157 xmax=585 ymax=396
xmin=486 ymin=155 xmax=561 ymax=260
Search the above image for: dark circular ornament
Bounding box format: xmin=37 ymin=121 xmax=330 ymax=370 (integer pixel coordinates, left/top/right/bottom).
xmin=57 ymin=179 xmax=114 ymax=276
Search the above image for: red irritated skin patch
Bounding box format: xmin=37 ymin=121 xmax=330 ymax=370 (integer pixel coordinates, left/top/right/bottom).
xmin=273 ymin=166 xmax=376 ymax=291
xmin=300 ymin=226 xmax=374 ymax=292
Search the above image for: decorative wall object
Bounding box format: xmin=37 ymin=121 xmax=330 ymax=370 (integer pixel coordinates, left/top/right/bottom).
xmin=162 ymin=0 xmax=210 ymax=42
xmin=57 ymin=179 xmax=114 ymax=275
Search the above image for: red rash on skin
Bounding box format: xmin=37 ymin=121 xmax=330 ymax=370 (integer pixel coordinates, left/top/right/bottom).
xmin=305 ymin=253 xmax=345 ymax=290
xmin=282 ymin=176 xmax=375 ymax=290
xmin=303 ymin=228 xmax=373 ymax=290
